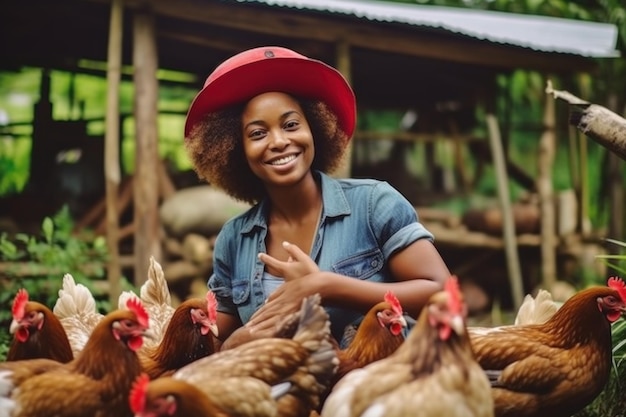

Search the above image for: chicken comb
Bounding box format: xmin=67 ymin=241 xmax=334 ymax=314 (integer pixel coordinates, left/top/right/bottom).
xmin=126 ymin=297 xmax=149 ymax=328
xmin=384 ymin=291 xmax=403 ymax=316
xmin=206 ymin=290 xmax=217 ymax=323
xmin=445 ymin=276 xmax=463 ymax=315
xmin=129 ymin=373 xmax=149 ymax=413
xmin=608 ymin=276 xmax=626 ymax=303
xmin=12 ymin=288 xmax=29 ymax=320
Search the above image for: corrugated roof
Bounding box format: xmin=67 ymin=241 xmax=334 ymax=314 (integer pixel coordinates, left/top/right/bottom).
xmin=238 ymin=0 xmax=620 ymax=58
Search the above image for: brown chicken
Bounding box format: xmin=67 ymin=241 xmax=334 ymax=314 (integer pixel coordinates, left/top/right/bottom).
xmin=139 ymin=290 xmax=219 ymax=379
xmin=321 ymin=276 xmax=494 ymax=417
xmin=6 ymin=288 xmax=73 ymax=363
xmin=129 ymin=372 xmax=293 ymax=417
xmin=1 ymin=297 xmax=154 ymax=417
xmin=129 ymin=373 xmax=230 ymax=416
xmin=172 ymin=293 xmax=338 ymax=417
xmin=320 ymin=290 xmax=407 ymax=408
xmin=468 ymin=277 xmax=626 ymax=417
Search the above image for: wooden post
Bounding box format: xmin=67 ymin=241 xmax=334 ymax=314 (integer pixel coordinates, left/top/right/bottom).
xmin=104 ymin=0 xmax=123 ymax=306
xmin=538 ymin=78 xmax=557 ymax=292
xmin=334 ymin=40 xmax=353 ymax=178
xmin=486 ymin=113 xmax=524 ymax=311
xmin=133 ymin=8 xmax=162 ymax=285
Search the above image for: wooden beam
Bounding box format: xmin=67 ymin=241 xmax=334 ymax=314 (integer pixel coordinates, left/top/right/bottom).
xmin=107 ymin=0 xmax=597 ymax=72
xmin=104 ymin=0 xmax=123 ymax=306
xmin=133 ymin=8 xmax=162 ymax=285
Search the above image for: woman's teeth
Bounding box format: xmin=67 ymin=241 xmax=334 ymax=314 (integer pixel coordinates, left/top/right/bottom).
xmin=269 ymin=155 xmax=296 ymax=165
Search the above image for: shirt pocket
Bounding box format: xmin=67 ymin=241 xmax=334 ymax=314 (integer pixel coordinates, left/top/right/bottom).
xmin=232 ymin=280 xmax=251 ymax=305
xmin=332 ymin=248 xmax=384 ymax=280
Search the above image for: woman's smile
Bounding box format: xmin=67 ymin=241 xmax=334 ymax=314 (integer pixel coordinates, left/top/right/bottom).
xmin=266 ymin=153 xmax=300 ymax=166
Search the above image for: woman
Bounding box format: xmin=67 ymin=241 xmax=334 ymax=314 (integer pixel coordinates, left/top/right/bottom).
xmin=184 ymin=46 xmax=450 ymax=348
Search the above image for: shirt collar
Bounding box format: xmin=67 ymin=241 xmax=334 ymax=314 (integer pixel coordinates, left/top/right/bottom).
xmin=238 ymin=170 xmax=351 ymax=235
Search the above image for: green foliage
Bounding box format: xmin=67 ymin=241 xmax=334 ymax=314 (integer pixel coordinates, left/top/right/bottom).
xmin=0 ymin=206 xmax=111 ymax=360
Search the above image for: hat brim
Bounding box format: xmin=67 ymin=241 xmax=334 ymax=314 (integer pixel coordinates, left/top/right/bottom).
xmin=184 ymin=57 xmax=356 ymax=139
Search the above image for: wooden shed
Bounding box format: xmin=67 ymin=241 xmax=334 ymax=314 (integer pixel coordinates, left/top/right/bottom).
xmin=0 ymin=0 xmax=620 ymax=307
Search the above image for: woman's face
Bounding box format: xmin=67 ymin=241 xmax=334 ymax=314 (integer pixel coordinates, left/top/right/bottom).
xmin=241 ymin=92 xmax=315 ymax=187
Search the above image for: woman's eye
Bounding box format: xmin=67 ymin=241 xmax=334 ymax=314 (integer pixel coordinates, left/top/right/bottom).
xmin=249 ymin=129 xmax=266 ymax=140
xmin=284 ymin=120 xmax=299 ymax=130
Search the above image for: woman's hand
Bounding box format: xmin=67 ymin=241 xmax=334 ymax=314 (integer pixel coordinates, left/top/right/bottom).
xmin=258 ymin=241 xmax=319 ymax=281
xmin=247 ymin=241 xmax=322 ymax=330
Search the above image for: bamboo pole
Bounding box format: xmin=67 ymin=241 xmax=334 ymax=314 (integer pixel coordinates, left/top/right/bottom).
xmin=104 ymin=0 xmax=124 ymax=306
xmin=133 ymin=8 xmax=162 ymax=285
xmin=546 ymin=81 xmax=626 ymax=160
xmin=486 ymin=113 xmax=524 ymax=311
xmin=538 ymin=78 xmax=557 ymax=292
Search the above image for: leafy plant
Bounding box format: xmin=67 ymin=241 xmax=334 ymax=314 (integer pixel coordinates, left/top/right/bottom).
xmin=0 ymin=205 xmax=112 ymax=360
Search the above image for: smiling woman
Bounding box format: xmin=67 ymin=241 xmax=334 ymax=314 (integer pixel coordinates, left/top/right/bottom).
xmin=183 ymin=46 xmax=451 ymax=351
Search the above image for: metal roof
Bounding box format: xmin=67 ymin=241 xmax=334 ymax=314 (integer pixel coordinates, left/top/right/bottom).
xmin=239 ymin=0 xmax=620 ymax=58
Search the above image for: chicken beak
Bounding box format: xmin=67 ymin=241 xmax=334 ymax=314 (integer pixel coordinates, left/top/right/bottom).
xmin=450 ymin=314 xmax=465 ymax=335
xmin=209 ymin=323 xmax=219 ymax=338
xmin=9 ymin=318 xmax=19 ymax=334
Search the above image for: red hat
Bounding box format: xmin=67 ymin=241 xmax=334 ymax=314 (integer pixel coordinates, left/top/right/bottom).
xmin=184 ymin=46 xmax=356 ymax=139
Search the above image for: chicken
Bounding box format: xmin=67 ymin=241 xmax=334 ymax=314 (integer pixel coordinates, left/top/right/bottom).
xmin=324 ymin=290 xmax=407 ymax=401
xmin=1 ymin=297 xmax=154 ymax=417
xmin=139 ymin=290 xmax=219 ymax=379
xmin=6 ymin=288 xmax=73 ymax=363
xmin=172 ymin=293 xmax=338 ymax=417
xmin=321 ymin=276 xmax=494 ymax=417
xmin=468 ymin=277 xmax=626 ymax=417
xmin=129 ymin=373 xmax=229 ymax=416
xmin=53 ymin=256 xmax=175 ymax=355
xmin=129 ymin=372 xmax=292 ymax=417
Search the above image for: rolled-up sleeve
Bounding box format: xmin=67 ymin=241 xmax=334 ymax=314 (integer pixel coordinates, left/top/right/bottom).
xmin=208 ymin=230 xmax=238 ymax=315
xmin=369 ymin=181 xmax=434 ymax=259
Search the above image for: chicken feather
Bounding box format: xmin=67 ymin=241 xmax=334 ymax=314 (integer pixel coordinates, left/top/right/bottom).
xmin=52 ymin=274 xmax=104 ymax=357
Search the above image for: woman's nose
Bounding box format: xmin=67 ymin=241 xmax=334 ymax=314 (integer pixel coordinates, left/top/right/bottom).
xmin=269 ymin=130 xmax=289 ymax=148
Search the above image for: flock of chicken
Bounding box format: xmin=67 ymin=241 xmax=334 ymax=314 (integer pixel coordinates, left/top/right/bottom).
xmin=1 ymin=256 xmax=625 ymax=417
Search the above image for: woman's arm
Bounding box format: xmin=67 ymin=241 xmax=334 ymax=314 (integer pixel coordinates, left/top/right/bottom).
xmin=320 ymin=239 xmax=449 ymax=318
xmin=247 ymin=238 xmax=449 ymax=329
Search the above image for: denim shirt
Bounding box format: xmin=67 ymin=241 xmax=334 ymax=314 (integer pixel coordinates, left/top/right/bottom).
xmin=208 ymin=171 xmax=434 ymax=342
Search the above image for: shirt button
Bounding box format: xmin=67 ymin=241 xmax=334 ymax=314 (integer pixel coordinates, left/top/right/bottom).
xmin=371 ymin=260 xmax=378 ymax=267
